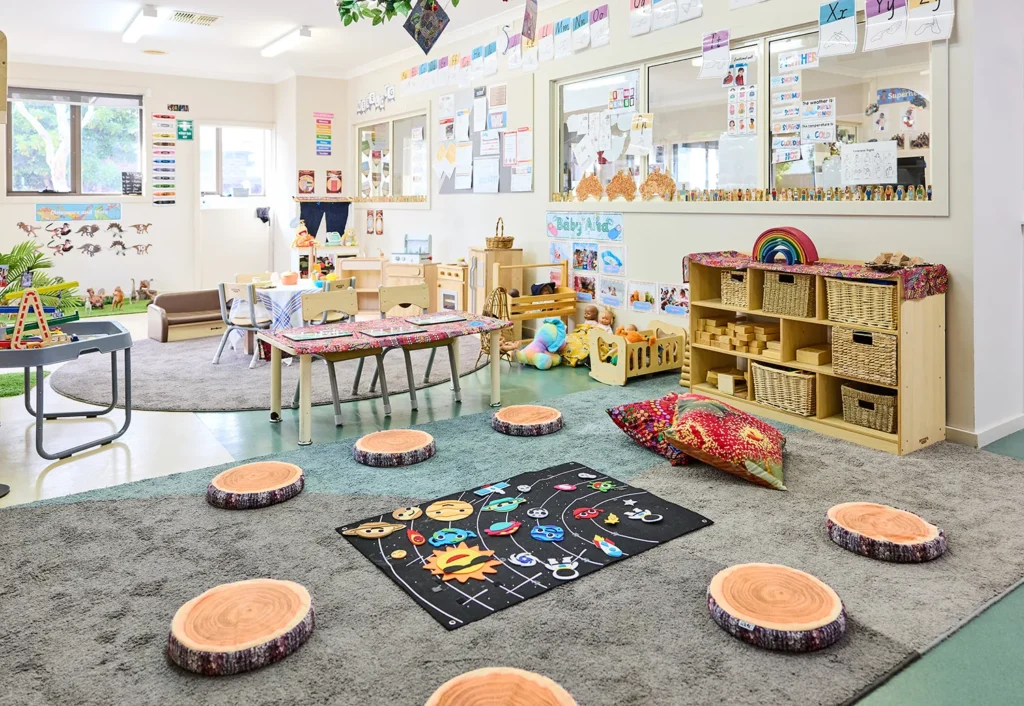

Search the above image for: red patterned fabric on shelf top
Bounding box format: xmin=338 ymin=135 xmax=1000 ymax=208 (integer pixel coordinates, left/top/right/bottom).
xmin=687 ymin=251 xmax=948 ymax=300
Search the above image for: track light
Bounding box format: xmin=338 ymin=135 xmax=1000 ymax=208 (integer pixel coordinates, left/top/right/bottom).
xmin=261 ymin=26 xmax=312 ymax=58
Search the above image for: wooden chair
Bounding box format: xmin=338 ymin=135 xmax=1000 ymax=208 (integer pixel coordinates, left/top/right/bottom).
xmin=213 ymin=282 xmax=271 ymax=368
xmin=297 ymin=288 xmax=391 ymax=425
xmin=352 ymin=282 xmax=461 ymax=411
xmin=316 ymin=277 xmax=357 ymax=323
xmin=235 ymin=272 xmax=272 ymax=284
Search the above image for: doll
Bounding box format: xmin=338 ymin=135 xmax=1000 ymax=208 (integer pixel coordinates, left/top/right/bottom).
xmin=595 ymin=307 xmax=614 ymax=333
xmin=583 ymin=304 xmax=599 ymax=326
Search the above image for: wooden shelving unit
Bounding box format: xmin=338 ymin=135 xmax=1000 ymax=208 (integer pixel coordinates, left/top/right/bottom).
xmin=689 ymin=260 xmax=946 ymax=455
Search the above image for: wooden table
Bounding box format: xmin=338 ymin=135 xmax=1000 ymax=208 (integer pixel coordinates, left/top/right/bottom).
xmin=257 ymin=313 xmax=512 ymax=446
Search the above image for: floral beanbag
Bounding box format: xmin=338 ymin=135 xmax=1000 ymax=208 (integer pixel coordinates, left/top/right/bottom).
xmin=607 ymin=393 xmax=689 ymax=466
xmin=664 ymin=394 xmax=786 ymax=490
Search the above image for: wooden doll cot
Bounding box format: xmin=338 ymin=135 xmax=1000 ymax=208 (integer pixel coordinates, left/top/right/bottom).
xmin=588 ymin=320 xmax=688 ymax=386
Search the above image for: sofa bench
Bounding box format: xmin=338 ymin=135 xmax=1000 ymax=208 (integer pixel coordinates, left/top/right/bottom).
xmin=148 ymin=290 xmax=226 ymax=343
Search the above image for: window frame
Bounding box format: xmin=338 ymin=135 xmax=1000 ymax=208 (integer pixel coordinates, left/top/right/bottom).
xmin=199 ymin=124 xmax=271 ymax=199
xmin=5 ymin=88 xmax=144 ymax=197
xmin=352 ymin=105 xmax=431 ymax=209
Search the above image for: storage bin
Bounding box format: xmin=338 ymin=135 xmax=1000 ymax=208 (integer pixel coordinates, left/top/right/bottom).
xmin=751 ymin=362 xmax=816 ymax=416
xmin=832 ymin=327 xmax=898 ymax=386
xmin=762 ymin=271 xmax=815 ymax=318
xmin=826 ymin=278 xmax=898 ymax=330
xmin=841 ymin=385 xmax=897 ymax=434
xmin=720 ymin=270 xmax=749 ymax=308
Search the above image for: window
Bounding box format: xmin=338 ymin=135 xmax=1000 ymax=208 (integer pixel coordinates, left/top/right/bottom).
xmin=199 ymin=126 xmax=269 ymax=197
xmin=355 ymin=113 xmax=429 ymax=200
xmin=769 ymin=26 xmax=932 ymax=191
xmin=6 ymin=88 xmax=142 ymax=195
xmin=394 ymin=115 xmax=428 ymax=197
xmin=358 ymin=121 xmax=391 ymax=198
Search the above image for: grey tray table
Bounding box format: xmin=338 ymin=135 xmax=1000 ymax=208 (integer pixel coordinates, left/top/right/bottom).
xmin=0 ymin=320 xmax=132 ymax=464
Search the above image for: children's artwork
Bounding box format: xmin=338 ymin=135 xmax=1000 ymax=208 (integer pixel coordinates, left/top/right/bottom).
xmin=297 ymin=170 xmax=315 ymax=194
xmin=627 ymin=281 xmax=657 ymax=313
xmin=864 ymin=0 xmax=908 ymax=52
xmin=549 ymin=241 xmax=572 ymax=265
xmin=590 ymin=5 xmax=610 ymax=47
xmin=546 ymin=212 xmax=624 ymax=241
xmin=627 ymin=113 xmax=654 ymax=156
xmin=907 ymin=0 xmax=955 ymax=43
xmin=599 ymin=277 xmax=626 ymax=308
xmin=337 ymin=464 xmax=710 ymax=630
xmin=572 ymin=242 xmax=599 ymax=272
xmin=659 ymin=284 xmax=690 ymax=316
xmin=841 ymin=141 xmax=898 ymax=185
xmin=573 ymin=274 xmax=597 ymax=302
xmin=873 ymin=109 xmax=889 ymax=134
xmin=778 ymin=48 xmax=818 ymax=72
xmin=538 ymin=23 xmax=555 ymax=62
xmin=819 ymin=0 xmax=857 ymax=57
xmin=404 ymin=0 xmax=450 ymax=55
xmin=523 ymin=0 xmax=538 ymax=40
xmin=629 ymin=0 xmax=652 ymax=36
xmin=35 ymin=203 xmax=122 ymax=222
xmin=699 ymin=30 xmax=731 ymax=79
xmin=652 ymin=0 xmax=677 ymax=31
xmin=571 ymin=10 xmax=590 ymax=51
xmin=678 ymin=0 xmax=703 ymax=22
xmin=326 ymin=170 xmax=343 ymax=194
xmin=598 ymin=245 xmax=626 ymax=276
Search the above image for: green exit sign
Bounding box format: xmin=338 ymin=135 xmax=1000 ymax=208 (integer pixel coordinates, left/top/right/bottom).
xmin=176 ymin=119 xmax=194 ymax=141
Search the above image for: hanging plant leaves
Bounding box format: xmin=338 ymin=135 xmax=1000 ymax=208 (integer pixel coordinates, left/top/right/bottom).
xmin=337 ymin=0 xmax=415 ymax=26
xmin=403 ymin=0 xmax=450 ymax=55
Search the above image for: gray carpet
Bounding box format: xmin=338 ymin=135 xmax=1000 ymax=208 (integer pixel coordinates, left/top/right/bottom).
xmin=4 ymin=378 xmax=1024 ymax=705
xmin=48 ymin=335 xmax=488 ymax=412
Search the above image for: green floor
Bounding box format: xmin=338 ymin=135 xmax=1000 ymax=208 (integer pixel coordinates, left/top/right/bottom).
xmin=193 ymin=362 xmax=1024 ymax=705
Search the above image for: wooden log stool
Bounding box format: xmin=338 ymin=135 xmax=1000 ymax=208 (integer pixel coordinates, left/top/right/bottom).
xmin=206 ymin=461 xmax=305 ymax=510
xmin=826 ymin=502 xmax=947 ymax=562
xmin=426 ymin=667 xmax=577 ymax=706
xmin=491 ymin=405 xmax=564 ymax=437
xmin=353 ymin=429 xmax=436 ymax=467
xmin=707 ymin=563 xmax=846 ymax=652
xmin=167 ymin=579 xmax=314 ymax=676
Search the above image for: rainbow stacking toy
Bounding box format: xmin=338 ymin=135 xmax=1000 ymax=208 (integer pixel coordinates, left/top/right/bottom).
xmin=753 ymin=227 xmax=819 ymax=265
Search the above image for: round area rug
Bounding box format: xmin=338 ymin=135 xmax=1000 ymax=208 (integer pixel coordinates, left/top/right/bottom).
xmin=49 ymin=335 xmax=488 ymax=412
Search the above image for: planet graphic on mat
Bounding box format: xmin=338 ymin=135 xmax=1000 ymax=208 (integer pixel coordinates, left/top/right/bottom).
xmin=392 ymin=506 xmax=423 ymax=521
xmin=826 ymin=502 xmax=947 ymax=563
xmin=484 ymin=521 xmax=521 ymax=536
xmin=429 ymin=528 xmax=478 ymax=548
xmin=482 ymin=497 xmax=526 ymax=513
xmin=531 ymin=525 xmax=565 ymax=542
xmin=206 ymin=461 xmax=304 ymax=510
xmin=341 ymin=521 xmax=406 ymax=539
xmin=407 ymin=528 xmax=427 ymax=546
xmin=353 ymin=429 xmax=436 ymax=467
xmin=573 ymin=507 xmax=604 ymax=520
xmin=425 ymin=499 xmax=475 ymax=522
xmin=425 ymin=667 xmax=578 ymax=706
xmin=553 ymin=484 xmax=577 ymax=492
xmin=423 ymin=542 xmax=503 ymax=583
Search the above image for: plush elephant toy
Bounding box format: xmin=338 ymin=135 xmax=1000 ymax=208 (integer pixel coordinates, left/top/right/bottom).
xmin=516 ymin=317 xmax=568 ymax=370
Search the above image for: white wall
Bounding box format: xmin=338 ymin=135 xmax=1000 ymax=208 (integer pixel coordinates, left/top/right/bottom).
xmin=0 ymin=63 xmax=275 ymax=294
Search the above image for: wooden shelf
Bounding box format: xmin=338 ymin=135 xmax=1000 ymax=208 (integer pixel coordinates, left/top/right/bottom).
xmin=691 ymin=343 xmax=899 ymax=389
xmin=691 ymin=298 xmax=899 ymax=334
xmin=819 ymin=414 xmax=898 ymax=444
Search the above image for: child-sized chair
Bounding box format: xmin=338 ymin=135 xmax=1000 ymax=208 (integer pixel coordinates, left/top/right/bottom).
xmin=299 ymin=288 xmax=389 ymax=425
xmin=352 ymin=282 xmax=461 ymax=412
xmin=213 ymin=282 xmax=271 ymax=369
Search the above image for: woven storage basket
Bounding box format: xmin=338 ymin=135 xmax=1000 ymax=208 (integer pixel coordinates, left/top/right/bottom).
xmin=486 ymin=217 xmax=515 ymax=249
xmin=763 ymin=272 xmax=815 ymax=318
xmin=832 ymin=328 xmax=898 ymax=386
xmin=752 ymin=362 xmax=816 ymax=416
xmin=841 ymin=385 xmax=897 ymax=433
xmin=826 ymin=278 xmax=898 ymax=330
xmin=720 ymin=270 xmax=749 ymax=308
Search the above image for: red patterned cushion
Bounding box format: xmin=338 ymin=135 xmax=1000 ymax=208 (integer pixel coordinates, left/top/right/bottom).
xmin=607 ymin=393 xmax=689 ymax=466
xmin=664 ymin=394 xmax=786 ymax=490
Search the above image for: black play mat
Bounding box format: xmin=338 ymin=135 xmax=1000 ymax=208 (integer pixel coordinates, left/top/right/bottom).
xmin=336 ymin=462 xmax=712 ymax=630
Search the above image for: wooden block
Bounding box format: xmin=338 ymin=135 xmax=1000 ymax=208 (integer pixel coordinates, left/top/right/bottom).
xmin=734 ymin=324 xmax=755 ymax=335
xmin=766 ymin=340 xmax=782 ymax=351
xmin=716 ymin=333 xmax=732 ymax=342
xmin=699 ymin=332 xmax=712 ymax=346
xmin=708 ymin=326 xmax=727 ymax=336
xmin=734 ymin=332 xmax=756 ymax=342
xmin=716 ymin=341 xmax=734 ymax=351
xmin=755 ymin=333 xmax=780 ymax=342
xmin=718 ymin=373 xmax=747 ymax=396
xmin=796 ymin=345 xmax=832 ymax=366
xmin=735 ymin=345 xmax=747 ymax=353
xmin=754 ymin=324 xmax=780 ymax=334
xmin=704 ymin=315 xmax=733 ymax=327
xmin=762 ymin=349 xmax=782 ymax=360
xmin=707 ymin=367 xmax=738 ymax=385
xmin=749 ymin=340 xmax=766 ymax=352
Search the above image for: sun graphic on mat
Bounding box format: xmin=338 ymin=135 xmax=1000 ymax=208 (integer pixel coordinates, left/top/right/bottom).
xmin=423 ymin=542 xmax=503 ymax=583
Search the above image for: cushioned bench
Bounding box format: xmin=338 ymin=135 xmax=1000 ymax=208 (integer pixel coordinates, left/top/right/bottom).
xmin=148 ymin=290 xmax=226 ymax=343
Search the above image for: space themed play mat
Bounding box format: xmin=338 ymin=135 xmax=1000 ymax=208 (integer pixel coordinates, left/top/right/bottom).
xmin=336 ymin=462 xmax=712 ymax=630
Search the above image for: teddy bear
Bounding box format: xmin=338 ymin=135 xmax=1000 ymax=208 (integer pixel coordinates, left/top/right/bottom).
xmin=516 ymin=317 xmax=567 ymax=370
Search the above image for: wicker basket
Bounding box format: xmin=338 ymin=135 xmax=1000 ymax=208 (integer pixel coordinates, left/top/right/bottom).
xmin=752 ymin=362 xmax=816 ymax=416
xmin=762 ymin=272 xmax=816 ymax=318
xmin=486 ymin=217 xmax=515 ymax=249
xmin=841 ymin=385 xmax=897 ymax=433
xmin=720 ymin=270 xmax=749 ymax=308
xmin=832 ymin=328 xmax=898 ymax=386
xmin=826 ymin=278 xmax=899 ymax=330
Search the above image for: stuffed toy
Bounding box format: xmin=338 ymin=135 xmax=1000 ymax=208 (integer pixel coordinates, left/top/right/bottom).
xmin=516 ymin=317 xmax=567 ymax=370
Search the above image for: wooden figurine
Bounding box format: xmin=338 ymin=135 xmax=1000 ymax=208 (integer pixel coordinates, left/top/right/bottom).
xmin=896 ymin=185 xmax=904 ymax=200
xmin=925 ymin=185 xmax=932 ymax=200
xmin=771 ymin=188 xmax=778 ymax=201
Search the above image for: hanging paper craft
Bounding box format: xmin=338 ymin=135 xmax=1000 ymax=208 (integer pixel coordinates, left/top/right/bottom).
xmin=553 ymin=17 xmax=572 ymax=58
xmin=629 ymin=0 xmax=652 ymax=36
xmin=483 ymin=41 xmax=498 ymax=75
xmin=652 ymin=0 xmax=677 ymax=31
xmin=819 ymin=0 xmax=857 ymax=57
xmin=571 ymin=11 xmax=590 ymax=51
xmin=404 ymin=0 xmax=450 ymax=55
xmin=627 ymin=113 xmax=654 ymax=156
xmin=699 ymin=30 xmax=730 ymax=79
xmin=538 ymin=23 xmax=555 ymax=61
xmin=678 ymin=0 xmax=703 ymax=22
xmin=908 ymin=0 xmax=955 ymax=43
xmin=590 ymin=5 xmax=610 ymax=47
xmin=864 ymin=0 xmax=908 ymax=52
xmin=506 ymin=33 xmax=522 ymax=70
xmin=523 ymin=0 xmax=538 ymax=40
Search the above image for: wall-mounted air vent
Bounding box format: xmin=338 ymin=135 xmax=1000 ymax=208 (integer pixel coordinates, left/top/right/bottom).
xmin=169 ymin=11 xmax=222 ymax=27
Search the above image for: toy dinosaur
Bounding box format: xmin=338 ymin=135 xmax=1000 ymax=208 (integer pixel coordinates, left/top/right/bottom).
xmin=111 ymin=286 xmax=125 ymax=310
xmin=85 ymin=288 xmax=106 ymax=310
xmin=135 ymin=279 xmax=157 ymax=301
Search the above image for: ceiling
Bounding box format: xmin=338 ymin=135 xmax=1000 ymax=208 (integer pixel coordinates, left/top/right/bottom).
xmin=3 ymin=0 xmax=535 ymax=84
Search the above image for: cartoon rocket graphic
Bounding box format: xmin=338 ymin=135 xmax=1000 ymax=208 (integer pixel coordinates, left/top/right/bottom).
xmin=593 ymin=534 xmax=623 ymax=558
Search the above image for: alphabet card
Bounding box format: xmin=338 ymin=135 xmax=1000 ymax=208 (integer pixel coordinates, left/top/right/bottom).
xmin=819 ymin=0 xmax=857 ymax=57
xmin=864 ymin=0 xmax=908 ymax=52
xmin=907 ymin=0 xmax=955 ymax=44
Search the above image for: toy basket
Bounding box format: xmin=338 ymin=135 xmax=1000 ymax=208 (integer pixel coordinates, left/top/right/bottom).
xmin=720 ymin=270 xmax=749 ymax=308
xmin=751 ymin=362 xmax=816 ymax=416
xmin=762 ymin=272 xmax=815 ymax=318
xmin=486 ymin=218 xmax=515 ymax=249
xmin=841 ymin=384 xmax=897 ymax=433
xmin=832 ymin=328 xmax=898 ymax=387
xmin=826 ymin=278 xmax=899 ymax=330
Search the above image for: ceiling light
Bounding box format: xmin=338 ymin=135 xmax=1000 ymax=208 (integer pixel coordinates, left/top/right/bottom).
xmin=123 ymin=5 xmax=165 ymax=44
xmin=143 ymin=49 xmax=168 ymax=55
xmin=261 ymin=26 xmax=312 ymax=58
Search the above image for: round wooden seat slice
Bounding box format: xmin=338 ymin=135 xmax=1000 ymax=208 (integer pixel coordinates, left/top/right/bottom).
xmin=353 ymin=429 xmax=436 ymax=467
xmin=206 ymin=461 xmax=304 ymax=510
xmin=827 ymin=502 xmax=947 ymax=562
xmin=167 ymin=579 xmax=314 ymax=676
xmin=707 ymin=563 xmax=846 ymax=652
xmin=491 ymin=405 xmax=564 ymax=437
xmin=426 ymin=667 xmax=577 ymax=706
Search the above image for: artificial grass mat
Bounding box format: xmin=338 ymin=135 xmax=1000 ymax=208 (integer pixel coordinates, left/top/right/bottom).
xmin=0 ymin=370 xmax=49 ymax=398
